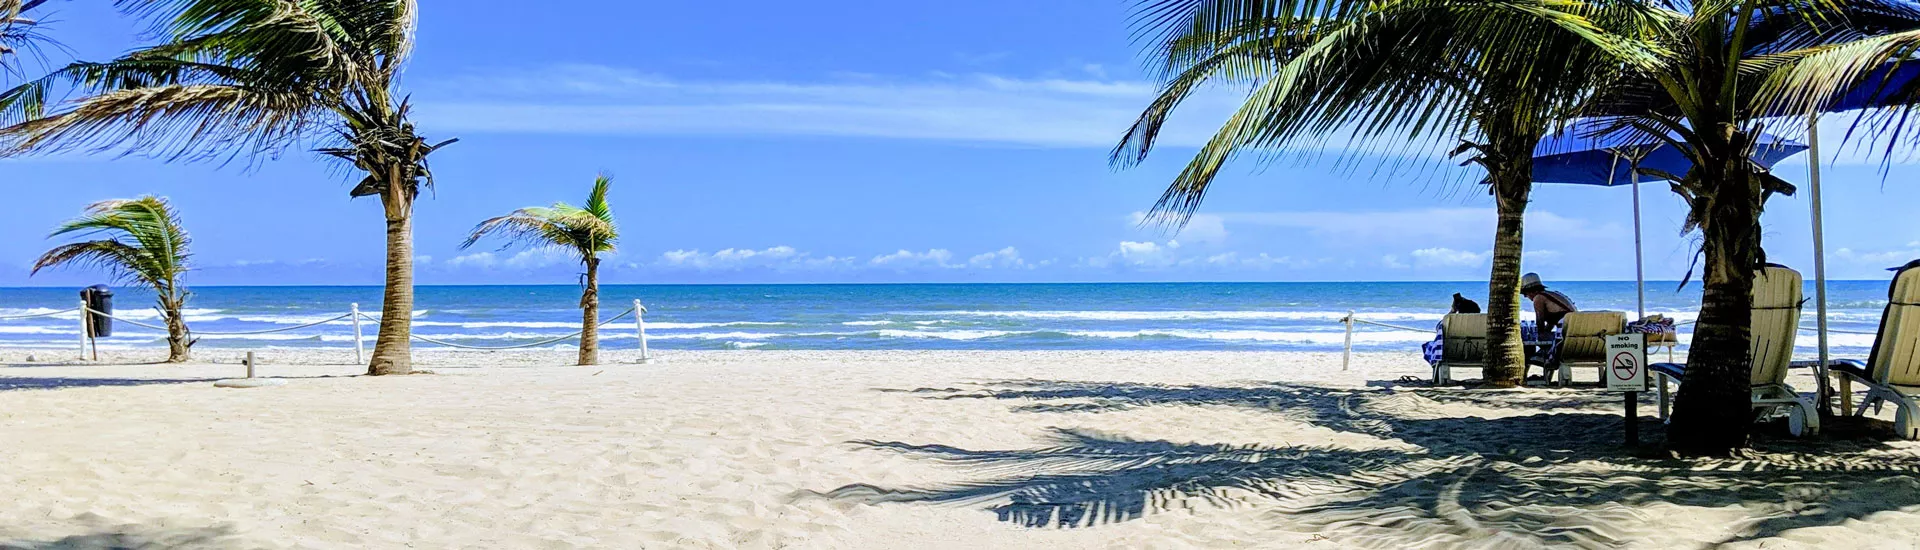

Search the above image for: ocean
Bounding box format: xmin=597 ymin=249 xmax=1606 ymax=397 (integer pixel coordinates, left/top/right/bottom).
xmin=0 ymin=282 xmax=1896 ymax=355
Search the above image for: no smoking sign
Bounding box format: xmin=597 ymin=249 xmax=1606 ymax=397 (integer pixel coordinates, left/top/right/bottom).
xmin=1605 ymin=333 xmax=1647 ymax=391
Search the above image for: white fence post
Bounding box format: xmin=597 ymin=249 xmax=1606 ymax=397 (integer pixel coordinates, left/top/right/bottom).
xmin=77 ymin=300 xmax=90 ymax=361
xmin=350 ymin=303 xmax=365 ymax=365
xmin=634 ymin=299 xmax=651 ymax=363
xmin=1342 ymin=310 xmax=1355 ymax=371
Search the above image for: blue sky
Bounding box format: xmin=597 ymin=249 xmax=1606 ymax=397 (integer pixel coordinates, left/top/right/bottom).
xmin=4 ymin=0 xmax=1920 ymax=287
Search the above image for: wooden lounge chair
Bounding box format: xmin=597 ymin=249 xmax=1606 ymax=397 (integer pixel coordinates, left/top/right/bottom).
xmin=1650 ymin=265 xmax=1819 ymax=437
xmin=1552 ymin=311 xmax=1627 ymax=386
xmin=1433 ymin=313 xmax=1487 ymax=385
xmin=1825 ymin=260 xmax=1920 ymax=439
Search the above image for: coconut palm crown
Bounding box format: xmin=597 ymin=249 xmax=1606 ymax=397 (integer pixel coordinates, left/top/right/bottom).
xmin=0 ymin=0 xmax=454 ymax=375
xmin=33 ymin=196 xmax=194 ymax=362
xmin=1565 ymin=0 xmax=1920 ymax=453
xmin=1113 ymin=0 xmax=1650 ymax=386
xmin=462 ymin=174 xmax=618 ymax=366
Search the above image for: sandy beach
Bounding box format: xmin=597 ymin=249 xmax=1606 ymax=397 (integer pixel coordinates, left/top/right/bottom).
xmin=3 ymin=349 xmax=1919 ymax=549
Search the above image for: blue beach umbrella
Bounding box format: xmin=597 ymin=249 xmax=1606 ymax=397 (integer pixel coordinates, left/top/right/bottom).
xmin=1528 ymin=120 xmax=1809 ymax=318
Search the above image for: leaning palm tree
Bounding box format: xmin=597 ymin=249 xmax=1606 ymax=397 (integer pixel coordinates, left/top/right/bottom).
xmin=1113 ymin=0 xmax=1642 ymax=386
xmin=461 ymin=175 xmax=618 ymax=366
xmin=0 ymin=0 xmax=453 ymax=375
xmin=1567 ymin=0 xmax=1920 ymax=453
xmin=32 ymin=197 xmax=194 ymax=362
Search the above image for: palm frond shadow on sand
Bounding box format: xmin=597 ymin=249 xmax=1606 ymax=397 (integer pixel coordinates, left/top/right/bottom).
xmin=803 ymin=381 xmax=1920 ymax=547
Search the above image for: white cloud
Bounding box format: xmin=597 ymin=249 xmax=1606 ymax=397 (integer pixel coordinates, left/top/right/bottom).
xmin=446 ymin=252 xmax=497 ymax=269
xmin=1215 ymin=208 xmax=1623 ymax=247
xmin=1381 ymin=255 xmax=1410 ymax=269
xmin=1410 ymin=247 xmax=1492 ymax=268
xmin=869 ymin=249 xmax=959 ymax=268
xmin=1835 ymin=242 xmax=1920 ymax=267
xmin=1130 ymin=211 xmax=1230 ymax=245
xmin=414 ymin=64 xmax=1242 ymax=148
xmin=658 ymin=246 xmax=846 ymax=271
xmin=445 ymin=248 xmax=579 ymax=270
xmin=213 ymin=258 xmax=327 ymax=269
xmin=1203 ymin=252 xmax=1323 ymax=270
xmin=968 ymin=247 xmax=1029 ymax=269
xmin=654 ymin=245 xmax=1026 ymax=272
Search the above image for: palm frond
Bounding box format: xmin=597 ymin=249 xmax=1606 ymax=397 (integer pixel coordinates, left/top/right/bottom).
xmin=1127 ymin=0 xmax=1660 ymax=225
xmin=32 ymin=196 xmax=192 ymax=296
xmin=462 ymin=175 xmax=619 ymax=259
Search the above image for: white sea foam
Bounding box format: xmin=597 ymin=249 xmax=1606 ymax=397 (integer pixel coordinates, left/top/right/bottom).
xmin=1064 ymin=329 xmax=1435 ymax=344
xmin=0 ymin=326 xmax=71 ymax=335
xmin=413 ymin=320 xmax=580 ymax=329
xmin=873 ymin=329 xmax=1017 ymax=340
xmin=924 ymin=310 xmax=1445 ymax=322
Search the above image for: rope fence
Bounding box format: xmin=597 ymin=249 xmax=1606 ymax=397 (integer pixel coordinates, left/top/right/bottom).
xmin=373 ymin=308 xmax=635 ymax=351
xmin=2 ymin=300 xmax=656 ymax=363
xmin=0 ymin=307 xmax=79 ymax=320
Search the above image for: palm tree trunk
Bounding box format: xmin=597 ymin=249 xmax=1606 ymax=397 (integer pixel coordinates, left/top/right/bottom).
xmin=162 ymin=297 xmax=189 ymax=363
xmin=1668 ymin=155 xmax=1760 ymax=454
xmin=368 ymin=187 xmax=415 ymax=375
xmin=1481 ymin=145 xmax=1533 ymax=387
xmin=578 ymin=255 xmax=600 ymax=366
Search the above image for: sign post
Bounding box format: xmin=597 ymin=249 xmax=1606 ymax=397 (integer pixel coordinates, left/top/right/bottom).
xmin=1606 ymin=333 xmax=1648 ymax=446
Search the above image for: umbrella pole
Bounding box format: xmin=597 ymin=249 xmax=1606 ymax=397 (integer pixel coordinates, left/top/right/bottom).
xmin=1809 ymin=115 xmax=1833 ymax=416
xmin=1631 ymin=161 xmax=1646 ymax=321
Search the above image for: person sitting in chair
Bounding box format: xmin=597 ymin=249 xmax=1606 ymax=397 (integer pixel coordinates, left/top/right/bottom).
xmin=1521 ymin=273 xmax=1577 ymax=375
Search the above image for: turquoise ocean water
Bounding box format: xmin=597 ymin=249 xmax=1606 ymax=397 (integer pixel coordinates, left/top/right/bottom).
xmin=0 ymin=282 xmax=1896 ymax=355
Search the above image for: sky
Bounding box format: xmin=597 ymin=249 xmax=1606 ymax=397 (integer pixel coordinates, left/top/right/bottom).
xmin=4 ymin=0 xmax=1920 ymax=287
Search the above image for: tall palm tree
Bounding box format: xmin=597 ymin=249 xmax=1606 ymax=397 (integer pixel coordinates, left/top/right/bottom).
xmin=1568 ymin=0 xmax=1920 ymax=453
xmin=461 ymin=175 xmax=619 ymax=366
xmin=1113 ymin=0 xmax=1639 ymax=386
xmin=0 ymin=0 xmax=452 ymax=375
xmin=33 ymin=197 xmax=194 ymax=362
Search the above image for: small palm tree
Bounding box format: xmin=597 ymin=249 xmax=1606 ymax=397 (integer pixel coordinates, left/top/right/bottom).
xmin=462 ymin=175 xmax=618 ymax=366
xmin=0 ymin=0 xmax=452 ymax=375
xmin=33 ymin=197 xmax=194 ymax=362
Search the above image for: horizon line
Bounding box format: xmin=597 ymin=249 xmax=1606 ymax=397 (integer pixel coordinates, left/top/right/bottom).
xmin=0 ymin=279 xmax=1892 ymax=290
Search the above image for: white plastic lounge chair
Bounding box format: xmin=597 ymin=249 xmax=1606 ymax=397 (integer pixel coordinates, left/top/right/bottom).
xmin=1650 ymin=265 xmax=1819 ymax=437
xmin=1825 ymin=260 xmax=1920 ymax=439
xmin=1552 ymin=311 xmax=1627 ymax=386
xmin=1433 ymin=313 xmax=1487 ymax=384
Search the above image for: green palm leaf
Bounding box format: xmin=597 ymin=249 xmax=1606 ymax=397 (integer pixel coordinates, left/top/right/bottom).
xmin=1 ymin=0 xmax=448 ymax=374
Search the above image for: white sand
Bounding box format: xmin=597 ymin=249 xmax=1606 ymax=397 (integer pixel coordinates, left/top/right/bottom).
xmin=4 ymin=349 xmax=1920 ymax=549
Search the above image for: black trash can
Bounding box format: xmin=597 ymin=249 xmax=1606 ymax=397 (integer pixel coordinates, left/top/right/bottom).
xmin=81 ymin=285 xmax=113 ymax=337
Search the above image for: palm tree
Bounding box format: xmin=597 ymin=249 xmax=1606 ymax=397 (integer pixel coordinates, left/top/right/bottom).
xmin=0 ymin=1 xmax=50 ymax=68
xmin=33 ymin=197 xmax=194 ymax=362
xmin=0 ymin=0 xmax=452 ymax=375
xmin=462 ymin=175 xmax=618 ymax=366
xmin=1566 ymin=0 xmax=1920 ymax=453
xmin=1112 ymin=0 xmax=1637 ymax=386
